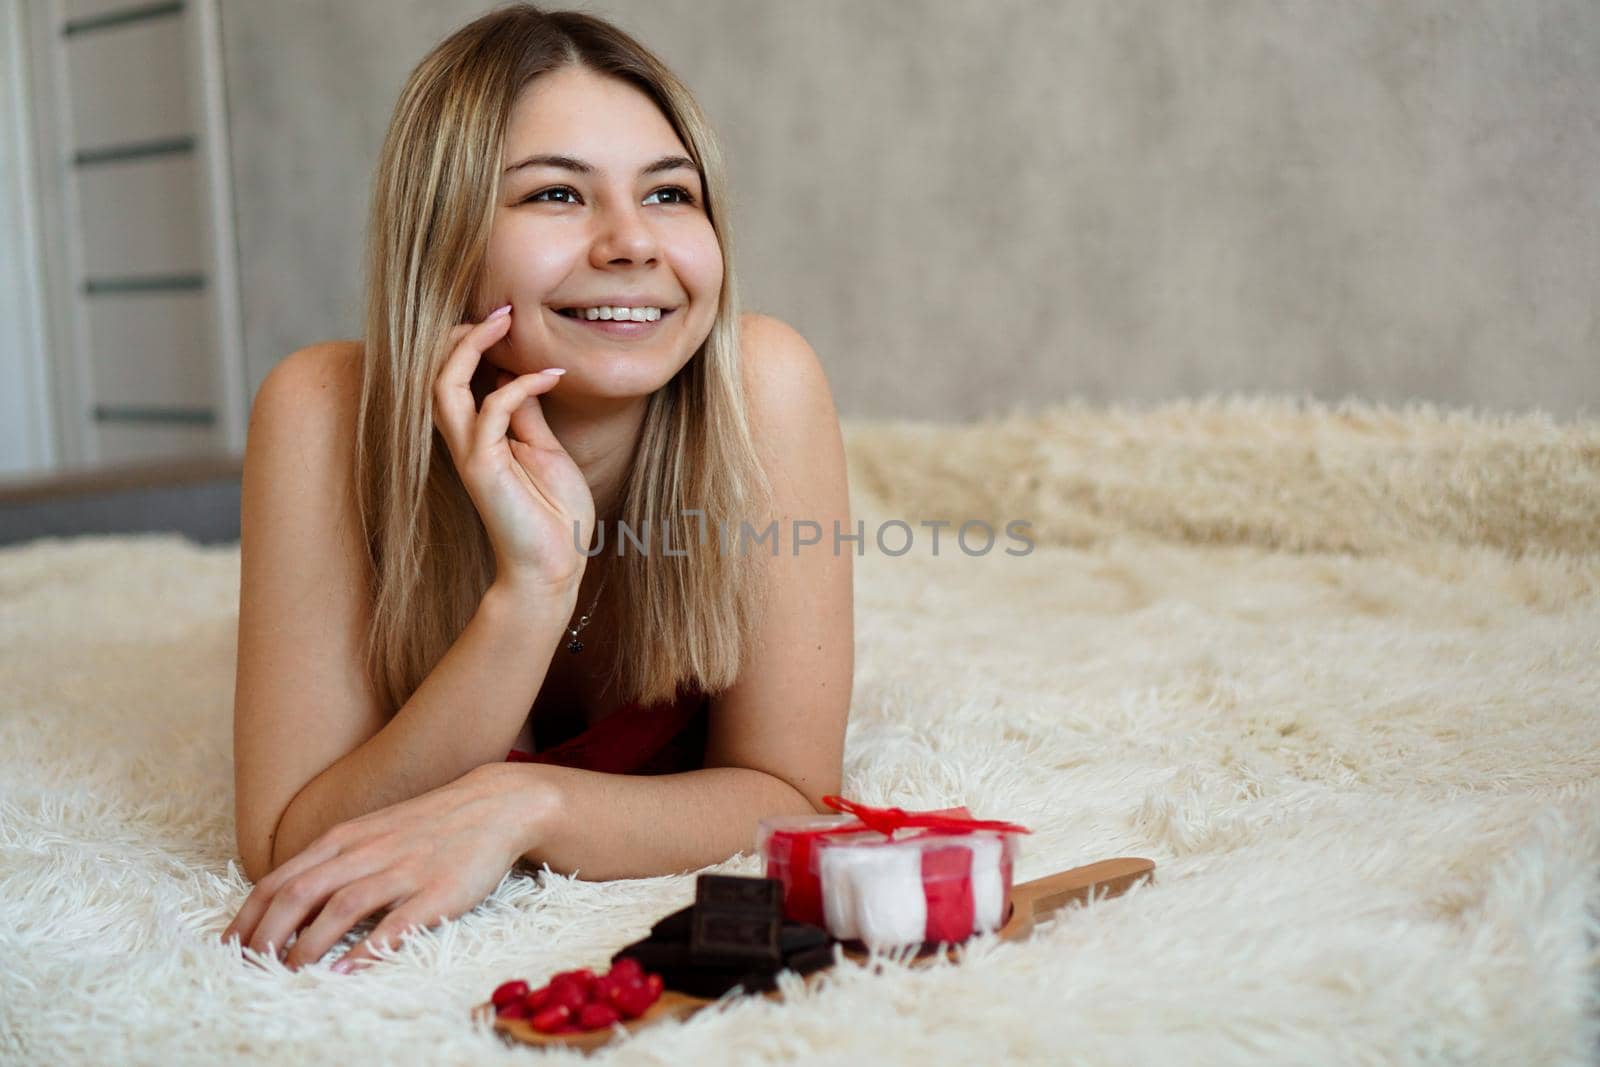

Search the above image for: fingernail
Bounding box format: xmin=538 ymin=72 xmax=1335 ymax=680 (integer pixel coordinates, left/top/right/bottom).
xmin=488 ymin=304 xmax=512 ymax=319
xmin=332 ymin=959 xmax=354 ymax=974
xmin=543 ymin=367 xmax=566 ymax=376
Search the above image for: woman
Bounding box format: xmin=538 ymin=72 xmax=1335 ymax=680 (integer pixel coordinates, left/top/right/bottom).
xmin=220 ymin=4 xmax=852 ymax=974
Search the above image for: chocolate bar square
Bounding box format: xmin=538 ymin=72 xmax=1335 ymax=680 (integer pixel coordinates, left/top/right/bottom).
xmin=620 ymin=879 xmax=836 ymax=1002
xmin=694 ymin=874 xmax=782 ymax=914
xmin=689 ymin=908 xmax=781 ymax=968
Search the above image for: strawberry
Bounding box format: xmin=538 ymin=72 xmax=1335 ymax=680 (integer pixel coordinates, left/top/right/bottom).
xmin=608 ymin=957 xmax=645 ymax=986
xmin=550 ymin=967 xmax=596 ymax=988
xmin=491 ymin=979 xmax=530 ymax=1011
xmin=545 ymin=981 xmax=588 ymax=1014
xmin=612 ymin=983 xmax=656 ymax=1020
xmin=577 ymin=1002 xmax=622 ymax=1030
xmin=497 ymin=999 xmax=532 ymax=1021
xmin=530 ymin=1003 xmax=573 ymax=1034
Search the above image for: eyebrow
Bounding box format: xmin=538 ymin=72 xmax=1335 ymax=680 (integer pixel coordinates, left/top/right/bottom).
xmin=502 ymin=153 xmax=699 ymax=178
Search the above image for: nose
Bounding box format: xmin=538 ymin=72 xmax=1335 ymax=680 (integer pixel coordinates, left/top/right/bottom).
xmin=589 ymin=200 xmax=660 ymax=269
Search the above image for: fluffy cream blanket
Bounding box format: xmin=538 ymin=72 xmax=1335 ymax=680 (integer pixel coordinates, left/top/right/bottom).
xmin=2 ymin=396 xmax=1597 ymax=1065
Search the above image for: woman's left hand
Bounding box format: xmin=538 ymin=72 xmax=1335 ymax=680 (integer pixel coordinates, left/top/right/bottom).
xmin=220 ymin=763 xmax=546 ymax=972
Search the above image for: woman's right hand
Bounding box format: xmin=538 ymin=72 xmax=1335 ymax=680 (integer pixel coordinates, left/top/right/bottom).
xmin=432 ymin=306 xmax=594 ymax=593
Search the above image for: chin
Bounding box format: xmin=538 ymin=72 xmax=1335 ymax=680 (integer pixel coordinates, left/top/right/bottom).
xmin=558 ymin=358 xmax=688 ymax=400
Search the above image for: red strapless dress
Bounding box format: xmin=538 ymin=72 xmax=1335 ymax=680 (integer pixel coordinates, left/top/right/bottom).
xmin=505 ymin=690 xmax=710 ymax=775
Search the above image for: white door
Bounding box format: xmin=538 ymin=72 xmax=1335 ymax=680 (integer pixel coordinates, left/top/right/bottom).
xmin=13 ymin=0 xmax=244 ymax=476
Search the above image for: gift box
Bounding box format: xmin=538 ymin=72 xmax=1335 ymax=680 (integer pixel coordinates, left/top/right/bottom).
xmin=756 ymin=804 xmax=976 ymax=927
xmin=756 ymin=813 xmax=860 ymax=927
xmin=757 ymin=795 xmax=1029 ymax=949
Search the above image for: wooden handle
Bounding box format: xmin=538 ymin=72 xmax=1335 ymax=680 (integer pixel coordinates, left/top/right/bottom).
xmin=999 ymin=857 xmax=1156 ymax=940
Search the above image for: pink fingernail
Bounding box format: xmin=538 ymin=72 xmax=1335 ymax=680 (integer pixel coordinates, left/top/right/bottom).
xmin=488 ymin=304 xmax=512 ymax=319
xmin=332 ymin=959 xmax=354 ymax=974
xmin=543 ymin=368 xmax=566 ymax=376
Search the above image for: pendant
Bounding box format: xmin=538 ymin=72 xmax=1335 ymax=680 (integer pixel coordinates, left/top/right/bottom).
xmin=566 ymin=637 xmax=584 ymax=654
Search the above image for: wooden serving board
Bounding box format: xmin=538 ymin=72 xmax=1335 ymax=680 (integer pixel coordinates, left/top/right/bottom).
xmin=477 ymin=856 xmax=1155 ymax=1053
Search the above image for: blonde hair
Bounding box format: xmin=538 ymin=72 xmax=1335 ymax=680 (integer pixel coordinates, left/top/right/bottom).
xmin=355 ymin=4 xmax=772 ymax=717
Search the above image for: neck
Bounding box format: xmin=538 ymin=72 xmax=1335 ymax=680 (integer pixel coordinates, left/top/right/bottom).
xmin=540 ymin=391 xmax=648 ymax=545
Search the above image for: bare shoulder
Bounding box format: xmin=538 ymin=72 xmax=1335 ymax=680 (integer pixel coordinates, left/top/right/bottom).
xmin=251 ymin=340 xmax=365 ymax=470
xmin=262 ymin=339 xmax=363 ymax=411
xmin=737 ymin=312 xmax=840 ymax=441
xmin=241 ymin=338 xmax=369 ymax=626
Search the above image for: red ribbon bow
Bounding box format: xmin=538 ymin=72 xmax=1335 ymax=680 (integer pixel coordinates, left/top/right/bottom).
xmin=820 ymin=795 xmax=1031 ymax=838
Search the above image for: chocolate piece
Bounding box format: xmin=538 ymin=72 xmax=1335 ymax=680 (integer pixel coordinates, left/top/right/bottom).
xmin=689 ymin=908 xmax=781 ymax=968
xmin=698 ymin=943 xmax=835 ymax=998
xmin=619 ymin=879 xmax=839 ymax=1001
xmin=615 ymin=940 xmax=778 ymax=999
xmin=779 ymin=921 xmax=830 ymax=954
xmin=732 ymin=969 xmax=779 ymax=995
xmin=666 ymin=966 xmax=774 ymax=999
xmin=615 ymin=938 xmax=840 ymax=1000
xmin=781 ymin=941 xmax=837 ymax=976
xmin=613 ymin=937 xmax=688 ymax=973
xmin=666 ymin=943 xmax=836 ymax=998
xmin=649 ymin=904 xmax=694 ymax=942
xmin=694 ymin=874 xmax=782 ymax=914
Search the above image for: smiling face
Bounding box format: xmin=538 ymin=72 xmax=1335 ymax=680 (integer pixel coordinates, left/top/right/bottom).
xmin=475 ymin=65 xmax=723 ymax=400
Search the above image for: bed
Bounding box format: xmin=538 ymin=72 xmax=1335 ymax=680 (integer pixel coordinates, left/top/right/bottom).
xmin=2 ymin=395 xmax=1596 ymax=1065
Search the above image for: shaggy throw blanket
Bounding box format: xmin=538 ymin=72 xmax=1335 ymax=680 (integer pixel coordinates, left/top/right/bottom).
xmin=2 ymin=396 xmax=1597 ymax=1065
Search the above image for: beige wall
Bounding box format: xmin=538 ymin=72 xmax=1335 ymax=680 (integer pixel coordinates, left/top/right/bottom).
xmin=219 ymin=0 xmax=1600 ymax=421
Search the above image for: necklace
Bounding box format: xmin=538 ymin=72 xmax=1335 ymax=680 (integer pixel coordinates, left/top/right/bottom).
xmin=564 ymin=572 xmax=607 ymax=654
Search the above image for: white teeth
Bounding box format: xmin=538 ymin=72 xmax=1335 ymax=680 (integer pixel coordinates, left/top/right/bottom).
xmin=578 ymin=305 xmax=661 ymax=322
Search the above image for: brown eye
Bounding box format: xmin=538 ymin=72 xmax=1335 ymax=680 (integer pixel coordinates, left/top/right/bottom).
xmin=524 ymin=186 xmax=579 ymax=204
xmin=645 ymin=186 xmax=697 ymax=206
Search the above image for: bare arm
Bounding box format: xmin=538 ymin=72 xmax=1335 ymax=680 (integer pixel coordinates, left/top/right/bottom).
xmin=231 ymin=340 xmax=581 ymax=882
xmin=266 ymin=582 xmax=576 ymax=874
xmin=503 ymin=762 xmax=816 ymax=881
